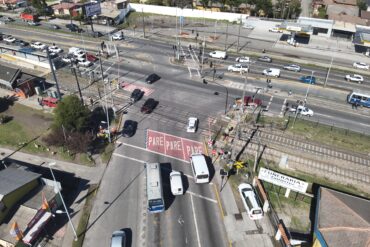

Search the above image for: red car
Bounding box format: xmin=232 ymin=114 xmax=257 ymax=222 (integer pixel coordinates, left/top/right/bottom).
xmin=86 ymin=53 xmax=98 ymax=62
xmin=40 ymin=97 xmax=58 ymax=108
xmin=244 ymin=96 xmax=262 ymax=107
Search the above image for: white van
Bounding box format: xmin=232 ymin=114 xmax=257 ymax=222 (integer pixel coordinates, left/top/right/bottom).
xmin=190 ymin=154 xmax=209 ymax=184
xmin=170 ymin=171 xmax=183 ymax=195
xmin=263 ymin=68 xmax=280 ymax=77
xmin=209 ymin=51 xmax=227 ymax=59
xmin=238 ymin=183 xmax=263 ymax=220
xmin=68 ymin=47 xmax=82 ymax=55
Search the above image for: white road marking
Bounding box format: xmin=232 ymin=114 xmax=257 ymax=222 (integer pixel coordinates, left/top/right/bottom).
xmin=280 ymin=98 xmax=287 ymax=116
xmin=113 ymin=153 xmax=146 ymax=164
xmin=190 ymin=194 xmax=202 ymax=247
xmin=186 ymin=191 xmax=217 ymax=203
xmin=266 ymin=95 xmax=273 ymax=111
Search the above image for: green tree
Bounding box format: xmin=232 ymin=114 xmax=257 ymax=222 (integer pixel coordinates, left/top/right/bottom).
xmin=357 ymin=0 xmax=367 ymax=11
xmin=30 ymin=0 xmax=49 ymax=16
xmin=53 ymin=95 xmax=90 ymax=132
xmin=288 ymin=0 xmax=301 ymax=18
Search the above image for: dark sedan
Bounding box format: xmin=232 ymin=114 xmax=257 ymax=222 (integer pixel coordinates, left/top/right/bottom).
xmin=145 ymin=73 xmax=160 ymax=84
xmin=122 ymin=120 xmax=137 ymax=137
xmin=141 ymin=98 xmax=158 ymax=114
xmin=130 ymin=89 xmax=144 ymax=102
xmin=14 ymin=40 xmax=29 ymax=47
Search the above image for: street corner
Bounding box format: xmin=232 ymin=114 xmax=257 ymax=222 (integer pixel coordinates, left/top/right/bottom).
xmin=146 ymin=129 xmax=204 ymax=161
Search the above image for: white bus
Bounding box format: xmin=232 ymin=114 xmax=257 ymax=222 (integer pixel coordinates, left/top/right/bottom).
xmin=146 ymin=163 xmax=165 ymax=213
xmin=190 ymin=154 xmax=210 ymax=184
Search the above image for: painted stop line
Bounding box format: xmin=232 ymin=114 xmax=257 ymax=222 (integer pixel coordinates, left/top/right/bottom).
xmin=146 ymin=129 xmax=204 ymax=161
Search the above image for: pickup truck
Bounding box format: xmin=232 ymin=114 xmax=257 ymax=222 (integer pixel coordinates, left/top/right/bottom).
xmin=209 ymin=51 xmax=227 ymax=59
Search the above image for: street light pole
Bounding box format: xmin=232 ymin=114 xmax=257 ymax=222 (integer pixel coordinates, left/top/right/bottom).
xmin=48 ymin=162 xmax=78 ymax=241
xmin=324 ymin=57 xmax=333 ymax=88
xmin=292 ymin=70 xmax=314 ymax=127
xmin=98 ymin=51 xmax=111 ymax=143
xmin=46 ymin=47 xmax=61 ymax=100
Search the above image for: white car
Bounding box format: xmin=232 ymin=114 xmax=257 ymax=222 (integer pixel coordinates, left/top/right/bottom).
xmin=48 ymin=46 xmax=63 ymax=53
xmin=235 ymin=57 xmax=250 ymax=63
xmin=209 ymin=51 xmax=226 ymax=59
xmin=263 ymin=68 xmax=280 ymax=77
xmin=243 ymin=24 xmax=255 ymax=30
xmin=69 ymin=47 xmax=83 ymax=54
xmin=62 ymin=56 xmax=74 ymax=63
xmin=283 ymin=64 xmax=301 ymax=72
xmin=345 ymin=74 xmax=364 ymax=83
xmin=31 ymin=42 xmax=46 ymax=50
xmin=74 ymin=50 xmax=86 ymax=58
xmin=112 ymin=32 xmax=124 ymax=40
xmin=111 ymin=230 xmax=126 ymax=247
xmin=228 ymin=64 xmax=249 ymax=73
xmin=187 ymin=117 xmax=198 ymax=133
xmin=3 ymin=36 xmax=16 ymax=43
xmin=289 ymin=105 xmax=314 ymax=117
xmin=170 ymin=171 xmax=183 ymax=196
xmin=78 ymin=60 xmax=93 ymax=67
xmin=269 ymin=27 xmax=282 ymax=33
xmin=238 ymin=183 xmax=263 ymax=220
xmin=353 ymin=62 xmax=369 ymax=70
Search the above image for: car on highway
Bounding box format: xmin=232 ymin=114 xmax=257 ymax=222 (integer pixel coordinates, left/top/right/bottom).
xmin=145 ymin=73 xmax=160 ymax=84
xmin=141 ymin=98 xmax=158 ymax=113
xmin=3 ymin=35 xmax=16 ymax=43
xmin=345 ymin=74 xmax=364 ymax=83
xmin=92 ymin=31 xmax=103 ymax=37
xmin=243 ymin=24 xmax=255 ymax=30
xmin=112 ymin=32 xmax=124 ymax=40
xmin=110 ymin=230 xmax=126 ymax=247
xmin=263 ymin=68 xmax=280 ymax=77
xmin=238 ymin=183 xmax=263 ymax=220
xmin=170 ymin=171 xmax=183 ymax=195
xmin=28 ymin=21 xmax=40 ymax=26
xmin=130 ymin=88 xmax=144 ymax=102
xmin=1 ymin=16 xmax=14 ymax=22
xmin=299 ymin=75 xmax=316 ymax=84
xmin=235 ymin=56 xmax=250 ymax=63
xmin=66 ymin=23 xmax=81 ymax=33
xmin=122 ymin=120 xmax=137 ymax=137
xmin=228 ymin=64 xmax=249 ymax=73
xmin=14 ymin=40 xmax=29 ymax=47
xmin=209 ymin=50 xmax=227 ymax=59
xmin=48 ymin=46 xmax=63 ymax=53
xmin=30 ymin=41 xmax=46 ymax=50
xmin=86 ymin=53 xmax=98 ymax=62
xmin=61 ymin=55 xmax=75 ymax=63
xmin=269 ymin=27 xmax=282 ymax=33
xmin=77 ymin=60 xmax=93 ymax=67
xmin=244 ymin=96 xmax=262 ymax=107
xmin=283 ymin=64 xmax=301 ymax=72
xmin=74 ymin=50 xmax=86 ymax=58
xmin=353 ymin=62 xmax=369 ymax=70
xmin=289 ymin=105 xmax=314 ymax=117
xmin=187 ymin=117 xmax=198 ymax=133
xmin=258 ymin=56 xmax=272 ymax=63
xmin=51 ymin=24 xmax=60 ymax=29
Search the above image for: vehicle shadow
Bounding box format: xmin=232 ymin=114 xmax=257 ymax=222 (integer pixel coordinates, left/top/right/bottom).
xmin=204 ymin=155 xmax=215 ymax=182
xmin=121 ymin=228 xmax=132 ymax=247
xmin=160 ymin=163 xmax=175 ymax=210
xmin=181 ymin=172 xmax=190 ymax=193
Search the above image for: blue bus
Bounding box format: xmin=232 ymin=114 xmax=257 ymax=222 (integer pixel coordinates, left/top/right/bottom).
xmin=347 ymin=90 xmax=370 ymax=108
xmin=146 ymin=163 xmax=165 ymax=213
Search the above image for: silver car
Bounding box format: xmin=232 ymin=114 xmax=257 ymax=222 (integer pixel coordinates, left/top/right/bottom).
xmin=111 ymin=230 xmax=126 ymax=247
xmin=283 ymin=64 xmax=301 ymax=72
xmin=258 ymin=56 xmax=272 ymax=63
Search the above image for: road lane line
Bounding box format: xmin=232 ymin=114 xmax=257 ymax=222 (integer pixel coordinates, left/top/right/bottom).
xmin=213 ymin=184 xmax=225 ymax=220
xmin=112 ymin=153 xmax=146 ymax=164
xmin=190 ymin=194 xmax=202 ymax=247
xmin=186 ymin=191 xmax=217 ymax=203
xmin=116 ymin=142 xmax=190 ymax=163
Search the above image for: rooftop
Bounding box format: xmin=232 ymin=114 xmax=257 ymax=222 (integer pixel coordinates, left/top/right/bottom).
xmin=0 ymin=64 xmax=20 ymax=84
xmin=326 ymin=4 xmax=359 ymax=17
xmin=333 ymin=0 xmax=357 ymax=5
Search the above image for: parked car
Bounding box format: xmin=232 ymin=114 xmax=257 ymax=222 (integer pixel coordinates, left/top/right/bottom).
xmin=110 ymin=230 xmax=126 ymax=247
xmin=353 ymin=62 xmax=369 ymax=70
xmin=141 ymin=98 xmax=158 ymax=113
xmin=3 ymin=35 xmax=16 ymax=43
xmin=40 ymin=97 xmax=59 ymax=108
xmin=30 ymin=41 xmax=46 ymax=50
xmin=269 ymin=27 xmax=282 ymax=33
xmin=112 ymin=32 xmax=124 ymax=40
xmin=187 ymin=117 xmax=198 ymax=133
xmin=130 ymin=88 xmax=144 ymax=102
xmin=228 ymin=64 xmax=249 ymax=73
xmin=263 ymin=68 xmax=280 ymax=77
xmin=345 ymin=74 xmax=364 ymax=83
xmin=289 ymin=105 xmax=314 ymax=117
xmin=48 ymin=46 xmax=63 ymax=53
xmin=235 ymin=57 xmax=250 ymax=63
xmin=258 ymin=56 xmax=272 ymax=63
xmin=78 ymin=60 xmax=93 ymax=67
xmin=86 ymin=53 xmax=98 ymax=62
xmin=209 ymin=50 xmax=227 ymax=59
xmin=62 ymin=55 xmax=75 ymax=63
xmin=299 ymin=75 xmax=316 ymax=84
xmin=238 ymin=183 xmax=263 ymax=220
xmin=243 ymin=24 xmax=255 ymax=30
xmin=283 ymin=64 xmax=301 ymax=72
xmin=122 ymin=120 xmax=137 ymax=137
xmin=145 ymin=73 xmax=160 ymax=84
xmin=14 ymin=40 xmax=29 ymax=47
xmin=28 ymin=21 xmax=40 ymax=26
xmin=170 ymin=171 xmax=184 ymax=196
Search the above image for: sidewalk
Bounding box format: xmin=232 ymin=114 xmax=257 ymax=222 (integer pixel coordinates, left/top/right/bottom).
xmin=211 ymin=155 xmax=276 ymax=246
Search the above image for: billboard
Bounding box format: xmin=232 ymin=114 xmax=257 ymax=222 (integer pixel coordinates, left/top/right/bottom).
xmin=85 ymin=3 xmax=101 ymax=17
xmin=258 ymin=168 xmax=308 ymax=193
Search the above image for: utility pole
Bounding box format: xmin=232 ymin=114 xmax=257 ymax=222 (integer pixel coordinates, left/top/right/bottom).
xmin=46 ymin=47 xmax=61 ymax=100
xmin=324 ymin=57 xmax=333 ymax=88
xmin=71 ymin=66 xmax=84 ymax=105
xmin=236 ymin=16 xmax=242 ymax=53
xmin=292 ymin=70 xmax=314 ymax=127
xmin=200 ymin=36 xmax=206 ymax=74
xmin=142 ymin=9 xmax=146 ymax=38
xmin=98 ymin=51 xmax=111 ymax=143
xmin=214 ymin=20 xmax=218 ymax=39
xmin=224 ymin=22 xmax=229 ymax=51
